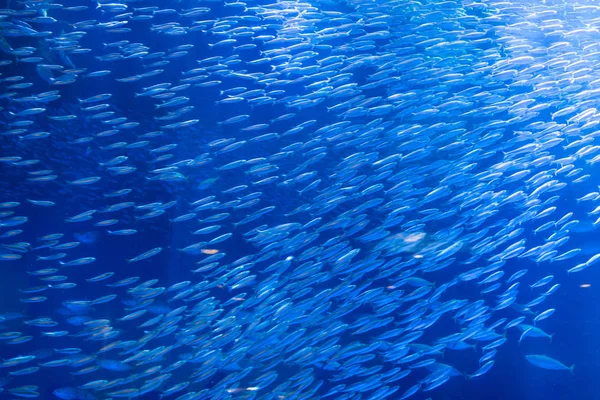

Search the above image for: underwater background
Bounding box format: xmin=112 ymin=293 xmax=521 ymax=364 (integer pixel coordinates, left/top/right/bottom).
xmin=1 ymin=0 xmax=600 ymax=399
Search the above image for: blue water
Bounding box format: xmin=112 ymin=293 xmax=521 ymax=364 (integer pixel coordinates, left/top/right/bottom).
xmin=1 ymin=0 xmax=600 ymax=399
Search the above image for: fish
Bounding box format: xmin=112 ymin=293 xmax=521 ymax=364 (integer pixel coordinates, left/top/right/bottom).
xmin=525 ymin=355 xmax=574 ymax=373
xmin=0 ymin=0 xmax=596 ymax=398
xmin=126 ymin=247 xmax=162 ymax=263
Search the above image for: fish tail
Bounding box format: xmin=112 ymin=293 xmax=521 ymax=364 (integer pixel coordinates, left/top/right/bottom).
xmin=569 ymin=364 xmax=575 ymax=375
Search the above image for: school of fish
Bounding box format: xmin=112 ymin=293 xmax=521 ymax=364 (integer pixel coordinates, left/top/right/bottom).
xmin=0 ymin=0 xmax=597 ymax=398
